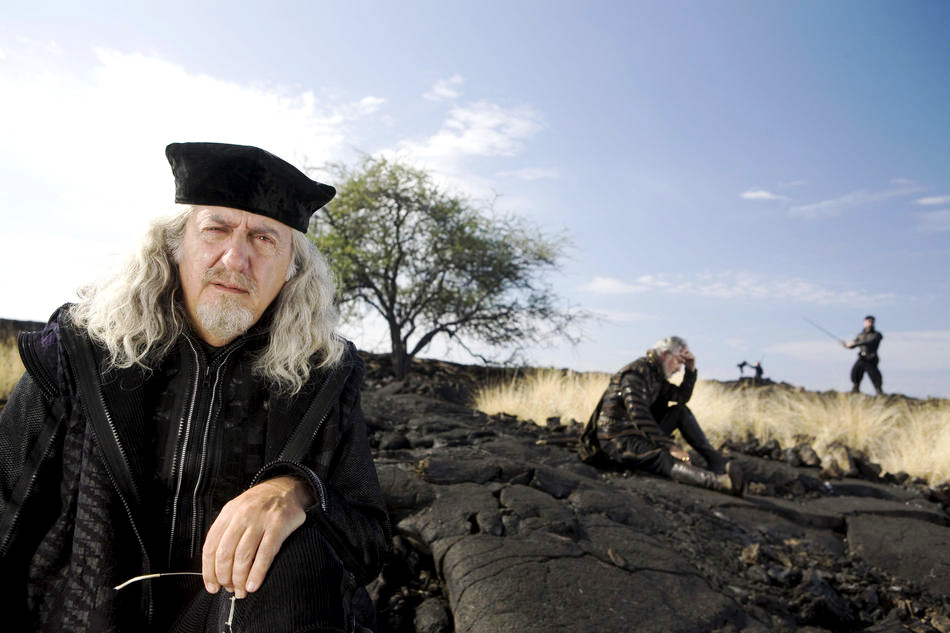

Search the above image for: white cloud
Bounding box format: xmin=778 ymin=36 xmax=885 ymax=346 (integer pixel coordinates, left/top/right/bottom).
xmin=14 ymin=36 xmax=62 ymax=56
xmin=917 ymin=195 xmax=950 ymax=206
xmin=892 ymin=177 xmax=917 ymax=186
xmin=789 ymin=185 xmax=920 ymax=219
xmin=0 ymin=48 xmax=383 ymax=221
xmin=424 ymin=74 xmax=464 ymax=101
xmin=589 ymin=309 xmax=656 ymax=324
xmin=584 ymin=271 xmax=893 ymax=306
xmin=0 ymin=232 xmax=119 ymax=320
xmin=379 ymin=100 xmax=545 ymax=199
xmin=580 ymin=276 xmax=647 ymax=295
xmin=496 ymin=167 xmax=559 ymax=181
xmin=339 ymin=96 xmax=386 ymax=118
xmin=678 ymin=273 xmax=893 ymax=305
xmin=915 ymin=209 xmax=950 ymax=234
xmin=0 ymin=46 xmax=386 ymax=319
xmin=740 ymin=188 xmax=787 ymax=201
xmin=403 ymin=101 xmax=543 ymax=159
xmin=634 ymin=274 xmax=671 ymax=289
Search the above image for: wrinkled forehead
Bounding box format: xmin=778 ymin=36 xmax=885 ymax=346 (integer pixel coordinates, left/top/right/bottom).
xmin=191 ymin=205 xmax=292 ymax=237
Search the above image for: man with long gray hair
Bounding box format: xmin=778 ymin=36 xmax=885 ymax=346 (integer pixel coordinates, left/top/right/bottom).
xmin=0 ymin=142 xmax=390 ymax=632
xmin=579 ymin=336 xmax=744 ymax=496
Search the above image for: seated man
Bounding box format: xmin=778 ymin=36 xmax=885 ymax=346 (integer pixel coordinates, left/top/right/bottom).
xmin=0 ymin=142 xmax=390 ymax=632
xmin=580 ymin=336 xmax=744 ymax=496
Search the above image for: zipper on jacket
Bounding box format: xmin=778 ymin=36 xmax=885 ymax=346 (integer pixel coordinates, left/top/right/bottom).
xmin=251 ymin=460 xmax=329 ymax=514
xmin=273 ymin=403 xmax=335 ymax=513
xmin=31 ymin=331 xmax=158 ymax=623
xmin=166 ymin=335 xmax=203 ymax=567
xmin=167 ymin=332 xmax=251 ymax=561
xmin=188 ymin=345 xmax=240 ymax=556
xmin=90 ymin=375 xmax=156 ymax=623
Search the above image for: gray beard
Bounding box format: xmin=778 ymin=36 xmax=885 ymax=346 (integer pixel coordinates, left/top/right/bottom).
xmin=195 ymin=295 xmax=254 ymax=343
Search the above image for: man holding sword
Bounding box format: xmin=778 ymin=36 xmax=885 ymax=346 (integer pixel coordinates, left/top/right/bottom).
xmin=804 ymin=315 xmax=885 ymax=396
xmin=843 ymin=315 xmax=884 ymax=396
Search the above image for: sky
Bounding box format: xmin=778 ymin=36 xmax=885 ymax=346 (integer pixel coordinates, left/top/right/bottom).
xmin=1 ymin=1 xmax=948 ymax=398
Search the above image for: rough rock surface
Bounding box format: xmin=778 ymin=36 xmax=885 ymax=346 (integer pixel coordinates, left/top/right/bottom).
xmin=363 ymin=355 xmax=950 ymax=633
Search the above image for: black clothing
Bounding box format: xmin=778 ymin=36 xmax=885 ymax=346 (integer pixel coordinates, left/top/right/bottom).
xmin=851 ymin=328 xmax=882 ymax=361
xmin=166 ymin=142 xmax=337 ymax=233
xmin=600 ymin=404 xmax=725 ymax=476
xmin=851 ymin=357 xmax=883 ymax=394
xmin=849 ymin=327 xmax=884 ymax=393
xmin=581 ymin=351 xmax=725 ymax=476
xmin=0 ymin=306 xmax=390 ymax=632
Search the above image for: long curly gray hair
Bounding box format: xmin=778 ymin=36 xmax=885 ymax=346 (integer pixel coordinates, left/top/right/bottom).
xmin=69 ymin=205 xmax=344 ymax=394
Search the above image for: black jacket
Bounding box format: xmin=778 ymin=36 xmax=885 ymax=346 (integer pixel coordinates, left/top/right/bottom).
xmin=851 ymin=328 xmax=883 ymax=361
xmin=0 ymin=306 xmax=389 ymax=632
xmin=582 ymin=351 xmax=697 ymax=460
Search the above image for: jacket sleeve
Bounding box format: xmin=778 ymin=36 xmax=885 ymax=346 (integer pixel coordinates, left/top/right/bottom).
xmin=256 ymin=359 xmax=390 ymax=586
xmin=0 ymin=372 xmax=66 ymax=561
xmin=659 ymin=368 xmax=697 ymax=405
xmin=1 ymin=321 xmax=64 ymax=523
xmin=619 ymin=368 xmax=675 ymax=450
xmin=0 ymin=374 xmax=42 ymax=519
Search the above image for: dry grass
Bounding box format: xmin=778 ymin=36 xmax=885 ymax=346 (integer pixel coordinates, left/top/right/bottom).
xmin=474 ymin=368 xmax=610 ymax=427
xmin=0 ymin=336 xmax=25 ymax=402
xmin=473 ymin=369 xmax=950 ymax=486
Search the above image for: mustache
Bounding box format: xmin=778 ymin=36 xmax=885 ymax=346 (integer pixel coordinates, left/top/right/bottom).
xmin=202 ymin=266 xmax=258 ymax=295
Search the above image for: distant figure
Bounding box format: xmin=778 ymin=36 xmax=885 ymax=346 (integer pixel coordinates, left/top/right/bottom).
xmin=737 ymin=360 xmax=764 ymax=384
xmin=843 ymin=315 xmax=884 ymax=395
xmin=751 ymin=361 xmax=764 ymax=383
xmin=579 ymin=336 xmax=744 ymax=496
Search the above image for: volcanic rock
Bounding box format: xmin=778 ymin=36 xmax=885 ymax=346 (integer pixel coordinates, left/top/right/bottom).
xmin=365 ymin=356 xmax=950 ymax=633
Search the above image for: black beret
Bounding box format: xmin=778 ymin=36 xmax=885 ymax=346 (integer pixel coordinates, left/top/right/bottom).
xmin=165 ymin=142 xmax=335 ymax=232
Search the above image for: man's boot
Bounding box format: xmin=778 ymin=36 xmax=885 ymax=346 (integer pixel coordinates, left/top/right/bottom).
xmin=697 ymin=447 xmax=728 ymax=475
xmin=670 ymin=405 xmax=728 ymax=474
xmin=670 ymin=461 xmax=744 ymax=497
xmin=851 ymin=383 xmax=861 ymax=394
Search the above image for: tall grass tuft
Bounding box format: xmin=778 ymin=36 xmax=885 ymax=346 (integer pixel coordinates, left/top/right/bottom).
xmin=475 ymin=369 xmax=610 ymax=427
xmin=473 ymin=369 xmax=950 ymax=486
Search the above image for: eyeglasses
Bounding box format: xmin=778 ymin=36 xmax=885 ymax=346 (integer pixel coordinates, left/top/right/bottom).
xmin=114 ymin=572 xmax=237 ymax=633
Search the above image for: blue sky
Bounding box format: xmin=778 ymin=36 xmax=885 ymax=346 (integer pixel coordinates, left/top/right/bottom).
xmin=1 ymin=1 xmax=948 ymax=398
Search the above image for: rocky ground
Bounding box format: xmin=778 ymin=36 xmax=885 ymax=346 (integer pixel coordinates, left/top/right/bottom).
xmin=361 ymin=353 xmax=950 ymax=633
xmin=2 ymin=330 xmax=947 ymax=633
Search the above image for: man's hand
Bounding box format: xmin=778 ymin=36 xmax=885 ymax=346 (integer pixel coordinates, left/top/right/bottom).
xmin=670 ymin=446 xmax=690 ymax=463
xmin=202 ymin=476 xmax=315 ymax=599
xmin=680 ymin=347 xmax=696 ymax=371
